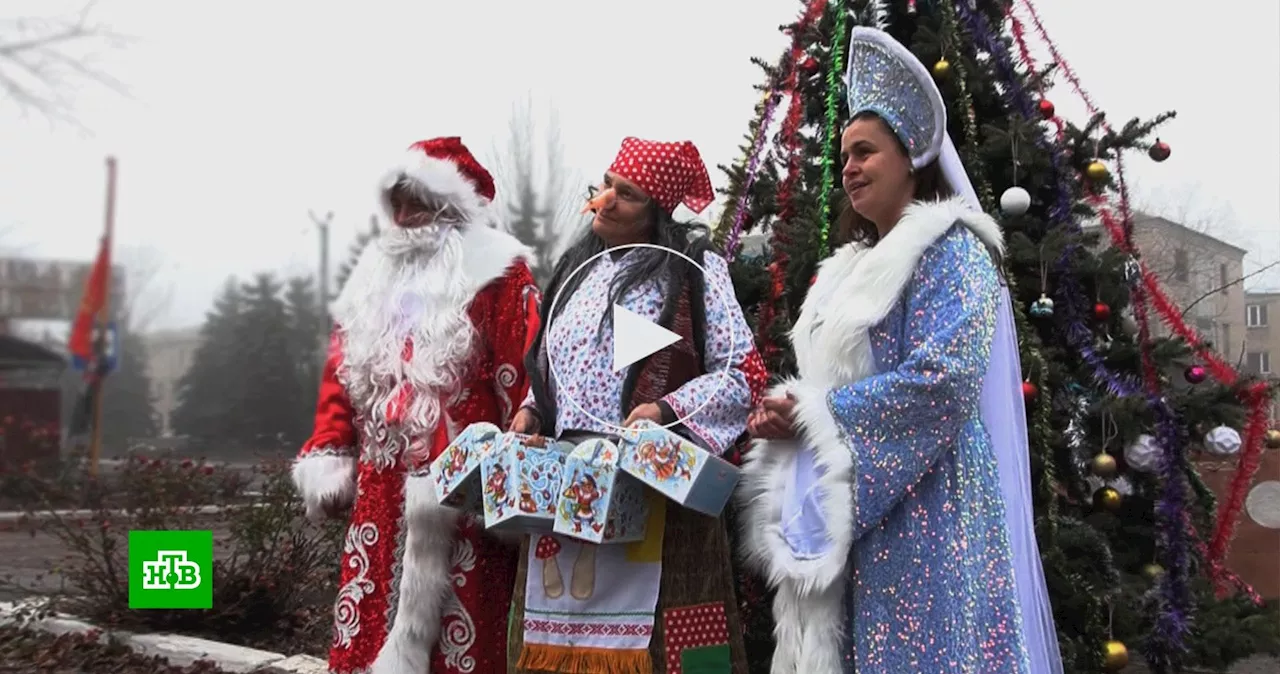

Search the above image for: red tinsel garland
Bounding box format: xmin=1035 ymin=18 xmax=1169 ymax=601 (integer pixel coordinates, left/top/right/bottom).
xmin=1093 ymin=198 xmax=1273 ymax=591
xmin=1017 ymin=0 xmax=1273 ymax=593
xmin=756 ymin=0 xmax=826 ymax=362
xmin=733 ymin=0 xmax=828 ymax=632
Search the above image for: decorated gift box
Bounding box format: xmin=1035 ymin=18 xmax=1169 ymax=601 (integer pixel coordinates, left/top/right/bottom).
xmin=554 ymin=437 xmax=649 ymax=545
xmin=617 ymin=419 xmax=741 ymax=516
xmin=429 ymin=422 xmax=503 ymax=513
xmin=481 ymin=432 xmax=574 ymax=533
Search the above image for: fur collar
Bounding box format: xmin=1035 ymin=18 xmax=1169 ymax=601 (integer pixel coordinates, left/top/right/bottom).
xmin=791 ymin=195 xmax=1003 ymax=389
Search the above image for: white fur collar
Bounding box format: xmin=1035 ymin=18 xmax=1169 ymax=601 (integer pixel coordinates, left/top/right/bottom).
xmin=791 ymin=196 xmax=1003 ymax=390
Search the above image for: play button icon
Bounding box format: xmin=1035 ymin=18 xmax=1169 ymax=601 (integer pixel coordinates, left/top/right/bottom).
xmin=543 ymin=242 xmax=737 ymax=433
xmin=612 ymin=304 xmax=681 ymax=372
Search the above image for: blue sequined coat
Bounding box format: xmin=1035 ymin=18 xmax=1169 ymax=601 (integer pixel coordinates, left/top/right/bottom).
xmin=739 ymin=197 xmax=1031 ymax=673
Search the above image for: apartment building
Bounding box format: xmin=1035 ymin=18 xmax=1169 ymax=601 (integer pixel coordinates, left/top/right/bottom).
xmin=1244 ymin=290 xmax=1279 ymax=422
xmin=142 ymin=327 xmax=202 ymax=436
xmin=1081 ymin=213 xmax=1247 ymax=362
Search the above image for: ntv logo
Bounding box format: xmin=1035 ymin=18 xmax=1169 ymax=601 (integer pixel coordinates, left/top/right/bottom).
xmin=142 ymin=550 xmax=202 ymax=590
xmin=128 ymin=530 xmax=213 ymax=609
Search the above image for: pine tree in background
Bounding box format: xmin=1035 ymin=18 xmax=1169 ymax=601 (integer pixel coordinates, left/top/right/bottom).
xmin=717 ymin=1 xmax=1280 ymax=672
xmin=284 ymin=275 xmax=324 ymax=439
xmin=236 ymin=273 xmax=305 ymax=447
xmin=173 ymin=274 xmax=318 ymax=452
xmin=172 ymin=278 xmax=248 ymax=445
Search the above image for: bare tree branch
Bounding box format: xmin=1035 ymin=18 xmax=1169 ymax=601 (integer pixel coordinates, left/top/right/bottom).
xmin=1181 ymin=258 xmax=1280 ymax=319
xmin=1127 ymin=181 xmax=1248 ymax=321
xmin=486 ymin=92 xmax=587 ymax=284
xmin=0 ymin=0 xmax=133 ymax=130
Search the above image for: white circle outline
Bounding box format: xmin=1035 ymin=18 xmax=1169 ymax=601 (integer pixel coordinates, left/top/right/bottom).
xmin=542 ymin=242 xmax=737 ymax=435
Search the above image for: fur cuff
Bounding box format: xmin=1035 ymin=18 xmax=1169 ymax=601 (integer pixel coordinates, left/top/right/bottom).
xmin=291 ymin=452 xmax=356 ymax=522
xmin=737 ymin=379 xmax=856 ymax=596
xmin=371 ymin=473 xmax=461 ymax=674
xmin=738 ymin=379 xmax=855 ymax=674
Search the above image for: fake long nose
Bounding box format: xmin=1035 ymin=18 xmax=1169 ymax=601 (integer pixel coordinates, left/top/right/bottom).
xmin=581 ymin=188 xmax=616 ymax=215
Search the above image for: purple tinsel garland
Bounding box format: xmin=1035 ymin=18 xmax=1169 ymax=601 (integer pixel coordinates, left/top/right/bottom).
xmin=951 ymin=0 xmax=1193 ymax=665
xmin=724 ymin=91 xmax=782 ymax=262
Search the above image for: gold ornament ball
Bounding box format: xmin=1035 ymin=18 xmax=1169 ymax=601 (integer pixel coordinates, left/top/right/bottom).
xmin=1091 ymin=453 xmax=1119 ymax=479
xmin=1103 ymin=639 xmax=1130 ymax=671
xmin=1086 ymin=160 xmax=1110 ymax=182
xmin=1264 ymin=428 xmax=1280 ymax=449
xmin=1141 ymin=563 xmax=1165 ymax=581
xmin=1093 ymin=486 xmax=1122 ymax=512
xmin=932 ymin=58 xmax=951 ymax=79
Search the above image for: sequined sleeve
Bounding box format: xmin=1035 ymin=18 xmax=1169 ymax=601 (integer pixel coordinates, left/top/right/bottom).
xmin=661 ymin=252 xmax=760 ymax=455
xmin=831 ymin=228 xmax=998 ymax=541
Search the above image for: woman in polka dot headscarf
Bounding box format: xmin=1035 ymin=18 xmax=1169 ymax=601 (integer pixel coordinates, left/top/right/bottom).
xmin=505 ymin=137 xmax=768 ymax=674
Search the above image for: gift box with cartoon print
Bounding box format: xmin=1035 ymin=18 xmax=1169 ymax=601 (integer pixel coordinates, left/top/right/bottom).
xmin=429 ymin=422 xmax=503 ymax=513
xmin=480 ymin=432 xmax=574 ymax=532
xmin=553 ymin=437 xmax=649 ymax=544
xmin=617 ymin=419 xmax=741 ymax=516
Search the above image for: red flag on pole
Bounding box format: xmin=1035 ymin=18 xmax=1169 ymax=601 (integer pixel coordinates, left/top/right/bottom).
xmin=68 ymin=234 xmax=112 ymax=361
xmin=69 ymin=157 xmax=117 ymax=363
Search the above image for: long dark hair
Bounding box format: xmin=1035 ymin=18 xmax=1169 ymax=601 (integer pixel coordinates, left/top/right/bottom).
xmin=524 ymin=199 xmax=714 ymax=426
xmin=835 ymin=110 xmax=952 ymax=248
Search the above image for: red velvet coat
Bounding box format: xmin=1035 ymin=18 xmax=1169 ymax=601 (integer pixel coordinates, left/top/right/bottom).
xmin=293 ymin=224 xmax=539 ymax=674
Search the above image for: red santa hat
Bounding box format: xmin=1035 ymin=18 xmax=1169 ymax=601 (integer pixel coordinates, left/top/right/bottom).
xmin=378 ymin=136 xmax=496 ymax=222
xmin=606 ymin=137 xmax=715 ymax=214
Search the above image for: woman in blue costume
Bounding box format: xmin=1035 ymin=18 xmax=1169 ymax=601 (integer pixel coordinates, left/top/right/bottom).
xmin=738 ymin=27 xmax=1062 ymax=674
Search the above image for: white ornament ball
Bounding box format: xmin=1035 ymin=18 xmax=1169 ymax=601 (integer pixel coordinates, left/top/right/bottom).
xmin=1000 ymin=186 xmax=1031 ymax=216
xmin=1124 ymin=433 xmax=1162 ymax=472
xmin=1204 ymin=425 xmax=1242 ymax=456
xmin=1246 ymin=481 xmax=1280 ymax=529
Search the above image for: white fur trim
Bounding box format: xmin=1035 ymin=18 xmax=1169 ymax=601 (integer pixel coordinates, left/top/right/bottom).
xmin=454 ymin=225 xmax=533 ymax=295
xmin=770 ymin=578 xmax=847 ymax=674
xmin=738 ymin=380 xmax=853 ymax=674
xmin=737 ymin=196 xmax=1002 ymax=673
xmin=378 ymin=153 xmax=490 ymax=224
xmin=370 ymin=474 xmax=461 ymax=674
xmin=290 ymin=452 xmax=356 ymax=522
xmin=738 ymin=381 xmax=854 ymax=594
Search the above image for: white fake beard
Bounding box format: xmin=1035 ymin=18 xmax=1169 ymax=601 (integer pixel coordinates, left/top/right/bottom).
xmin=334 ymin=227 xmax=477 ymax=440
xmin=379 ymin=213 xmax=461 ymax=258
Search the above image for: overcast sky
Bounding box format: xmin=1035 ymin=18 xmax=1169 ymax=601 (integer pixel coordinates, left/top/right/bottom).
xmin=2 ymin=0 xmax=1277 ymax=333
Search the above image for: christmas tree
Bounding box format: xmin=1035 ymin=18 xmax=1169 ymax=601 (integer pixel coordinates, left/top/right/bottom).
xmin=715 ymin=1 xmax=1280 ymax=672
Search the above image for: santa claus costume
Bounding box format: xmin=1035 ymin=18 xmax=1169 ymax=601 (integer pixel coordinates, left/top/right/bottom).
xmin=292 ymin=137 xmax=541 ymax=674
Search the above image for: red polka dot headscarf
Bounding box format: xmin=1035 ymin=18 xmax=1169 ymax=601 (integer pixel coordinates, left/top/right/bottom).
xmin=606 ymin=137 xmax=715 ymax=215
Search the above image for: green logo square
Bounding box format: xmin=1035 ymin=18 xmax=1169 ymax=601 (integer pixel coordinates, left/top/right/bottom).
xmin=127 ymin=530 xmax=213 ymax=609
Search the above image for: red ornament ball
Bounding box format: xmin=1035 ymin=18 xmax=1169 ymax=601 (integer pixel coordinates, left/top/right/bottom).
xmin=799 ymin=56 xmax=819 ymax=75
xmin=1093 ymin=302 xmax=1112 ymax=322
xmin=1038 ymin=99 xmax=1055 ymax=119
xmin=1149 ymin=139 xmax=1171 ymax=162
xmin=1021 ymin=381 xmax=1038 ymax=402
xmin=1184 ymin=365 xmax=1207 ymax=384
